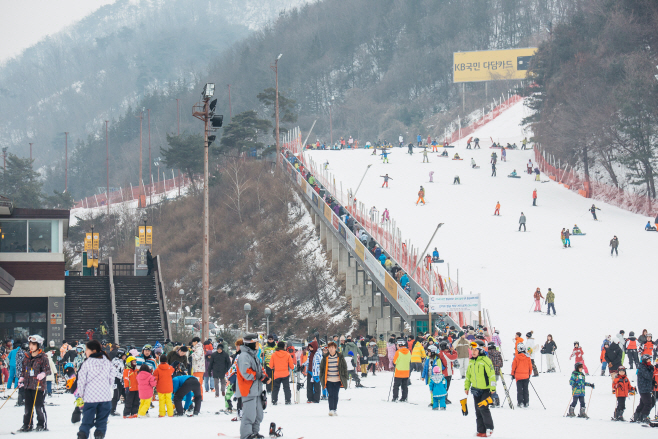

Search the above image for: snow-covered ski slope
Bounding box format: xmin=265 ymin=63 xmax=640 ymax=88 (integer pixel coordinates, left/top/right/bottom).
xmin=307 ymin=99 xmax=655 ymax=366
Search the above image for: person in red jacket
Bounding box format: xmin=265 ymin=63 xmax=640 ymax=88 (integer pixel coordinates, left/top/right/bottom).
xmin=641 ymin=334 xmax=654 ymax=357
xmin=532 ymin=189 xmax=537 ymax=206
xmin=570 ymin=342 xmax=589 ymax=375
xmin=612 ymin=366 xmax=635 ymax=421
xmin=511 ymin=343 xmax=533 ymax=408
xmin=153 ymin=355 xmax=174 ymax=417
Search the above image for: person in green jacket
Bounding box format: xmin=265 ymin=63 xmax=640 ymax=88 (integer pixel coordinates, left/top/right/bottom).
xmin=464 ymin=341 xmax=495 ymax=437
xmin=545 ymin=288 xmax=556 ymax=315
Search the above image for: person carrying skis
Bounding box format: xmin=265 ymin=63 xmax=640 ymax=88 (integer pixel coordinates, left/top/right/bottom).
xmin=464 ymin=341 xmax=495 ymax=437
xmin=590 ymin=204 xmax=600 ymax=220
xmin=416 ymin=186 xmax=425 ymax=205
xmin=570 ymin=342 xmax=589 ymax=374
xmin=612 ymin=365 xmax=634 ymax=421
xmin=512 ymin=343 xmax=532 ymax=408
xmin=533 ymin=288 xmax=544 ymax=312
xmin=494 ymin=202 xmax=500 ymax=216
xmin=631 ymin=355 xmax=654 ymax=423
xmin=17 ymin=335 xmax=50 ymax=432
xmin=610 ymin=236 xmax=619 ymax=256
xmin=236 ymin=333 xmax=270 ymax=438
xmin=567 ymin=362 xmax=594 ymax=418
xmin=540 ymin=335 xmax=557 ymax=372
xmin=381 ymin=174 xmax=392 ymax=188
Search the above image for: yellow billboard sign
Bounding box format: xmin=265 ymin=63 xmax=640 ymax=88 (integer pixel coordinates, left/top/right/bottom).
xmin=139 ymin=226 xmax=146 ymax=245
xmin=453 ymin=48 xmax=537 ymax=83
xmin=84 ymin=233 xmax=92 ymax=251
xmin=92 ymin=233 xmax=99 ymax=250
xmin=145 ymin=226 xmax=153 ymax=245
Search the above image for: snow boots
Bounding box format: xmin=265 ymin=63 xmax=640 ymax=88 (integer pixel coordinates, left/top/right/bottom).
xmin=577 ymin=406 xmax=588 ymax=418
xmin=613 ymin=408 xmax=625 ymax=421
xmin=567 ymin=406 xmax=576 ymax=417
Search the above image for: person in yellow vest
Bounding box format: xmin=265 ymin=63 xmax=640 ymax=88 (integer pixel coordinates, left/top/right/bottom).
xmin=262 ymin=335 xmax=276 ymax=393
xmin=392 ymin=338 xmax=411 ymax=402
xmin=410 ymin=336 xmax=427 ymax=378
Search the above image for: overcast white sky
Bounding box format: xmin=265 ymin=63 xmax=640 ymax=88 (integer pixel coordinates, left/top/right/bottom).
xmin=0 ymin=0 xmax=117 ymax=63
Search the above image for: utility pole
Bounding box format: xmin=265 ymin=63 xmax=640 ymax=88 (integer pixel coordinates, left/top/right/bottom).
xmin=271 ymin=54 xmax=283 ymax=168
xmin=192 ymin=84 xmax=212 ymax=341
xmin=227 ymin=84 xmax=232 ymax=122
xmin=105 ymin=121 xmax=109 ymax=216
xmin=65 ymin=132 xmax=68 ymax=192
xmin=148 ymin=109 xmax=152 ymax=205
xmin=29 ymin=143 xmax=33 ymax=161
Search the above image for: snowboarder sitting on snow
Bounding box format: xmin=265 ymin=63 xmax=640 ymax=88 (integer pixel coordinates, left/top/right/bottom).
xmin=509 ymin=170 xmax=517 ymax=177
xmin=453 ymin=153 xmax=461 ymax=160
xmin=432 ymin=248 xmax=440 ymax=262
xmin=573 ymin=225 xmax=582 ymax=235
xmin=645 ymin=221 xmax=656 ymax=231
xmin=567 ymin=362 xmax=594 ymax=418
xmin=471 ymin=158 xmax=477 ymax=168
xmin=441 ymin=150 xmax=448 ymax=157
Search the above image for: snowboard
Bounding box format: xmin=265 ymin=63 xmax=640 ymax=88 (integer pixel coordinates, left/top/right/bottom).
xmin=441 ymin=145 xmax=455 ymax=148
xmin=572 ymin=233 xmax=586 ymax=236
xmin=472 ymin=166 xmax=481 ymax=169
xmin=508 ymin=175 xmax=521 ymax=179
xmin=218 ymin=434 xmax=304 ymax=439
xmin=452 ymin=158 xmax=463 ymax=161
xmin=432 ymin=259 xmax=444 ymax=263
xmin=437 ymin=155 xmax=449 ymax=158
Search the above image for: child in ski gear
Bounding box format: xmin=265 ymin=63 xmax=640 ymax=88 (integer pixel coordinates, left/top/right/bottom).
xmin=590 ymin=204 xmax=600 ymax=220
xmin=18 ymin=335 xmax=51 ymax=432
xmin=416 ymin=186 xmax=425 ymax=205
xmin=573 ymin=224 xmax=582 ymax=235
xmin=570 ymin=342 xmax=589 ymax=374
xmin=122 ymin=356 xmax=139 ymax=417
xmin=509 ymin=169 xmax=517 ymax=177
xmin=136 ymin=364 xmax=156 ymax=417
xmin=344 ymin=351 xmax=362 ymax=387
xmin=600 ymin=341 xmax=609 ymax=376
xmin=610 ymin=236 xmax=619 ymax=256
xmin=512 ymin=343 xmax=532 ymax=408
xmin=454 ymin=153 xmax=461 ymax=160
xmin=494 ymin=202 xmax=500 ymax=216
xmin=625 ymin=332 xmax=639 ymax=369
xmin=429 ymin=366 xmax=447 ymax=410
xmin=568 ymin=362 xmax=594 ymax=418
xmin=153 ymin=355 xmax=175 ymax=417
xmin=380 ymin=174 xmax=392 ymax=187
xmin=612 ymin=366 xmax=634 ymax=420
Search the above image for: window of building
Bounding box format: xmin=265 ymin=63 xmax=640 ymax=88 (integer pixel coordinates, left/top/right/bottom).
xmin=31 ymin=312 xmax=47 ymax=323
xmin=0 ymin=312 xmax=12 ymax=323
xmin=28 ymin=221 xmax=53 ymax=253
xmin=13 ymin=327 xmax=29 ymax=341
xmin=0 ymin=221 xmax=27 ymax=252
xmin=15 ymin=312 xmax=29 ymax=323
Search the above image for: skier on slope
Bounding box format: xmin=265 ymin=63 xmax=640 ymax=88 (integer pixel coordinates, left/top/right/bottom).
xmin=416 ymin=186 xmax=425 ymax=206
xmin=533 ymin=288 xmax=543 ymax=312
xmin=540 ymin=335 xmax=557 ymax=372
xmin=494 ymin=202 xmax=500 ymax=216
xmin=609 ymin=236 xmax=619 ymax=256
xmin=532 ymin=189 xmax=538 ymax=206
xmin=525 ymin=332 xmax=539 ymax=376
xmin=399 ymin=134 xmax=403 ymax=148
xmin=429 ymin=171 xmax=434 ymax=183
xmin=570 ymin=342 xmax=589 ymax=375
xmin=422 ymin=148 xmax=429 ymax=163
xmin=631 ymin=355 xmax=654 ymax=423
xmin=612 ymin=365 xmax=634 ymax=421
xmin=589 ymin=204 xmax=601 ymax=220
xmin=381 ymin=208 xmax=390 ymax=223
xmin=417 ymin=134 xmax=422 ymax=147
xmin=471 ymin=158 xmax=477 ymax=168
xmin=381 ymin=149 xmax=390 ymax=163
xmin=567 ymin=362 xmax=594 ymax=418
xmin=380 ymin=174 xmax=392 ymax=188
xmin=408 ymin=143 xmax=414 ymax=155
xmin=511 ymin=342 xmax=532 ymax=408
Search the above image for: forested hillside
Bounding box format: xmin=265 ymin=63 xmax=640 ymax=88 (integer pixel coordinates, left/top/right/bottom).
xmin=525 ymin=0 xmax=658 ymax=199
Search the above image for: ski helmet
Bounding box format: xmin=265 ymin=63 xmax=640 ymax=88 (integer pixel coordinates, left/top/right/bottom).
xmin=28 ymin=334 xmax=44 ymax=348
xmin=618 ymin=365 xmax=626 ymax=372
xmin=629 ymin=331 xmax=635 ymax=337
xmin=517 ymin=342 xmax=526 ymax=353
xmin=574 ymin=362 xmax=583 ymax=371
xmin=116 ymin=348 xmax=126 ymax=357
xmin=428 ymin=345 xmax=438 ymax=353
xmin=142 ymin=344 xmax=153 ymax=351
xmin=647 ymin=333 xmax=653 ymax=338
xmin=642 ymin=354 xmax=652 ymax=363
xmin=488 ymin=342 xmax=496 ymax=349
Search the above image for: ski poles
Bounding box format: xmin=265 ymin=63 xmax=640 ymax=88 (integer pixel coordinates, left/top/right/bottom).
xmin=387 ymin=366 xmax=396 ymax=402
xmin=563 ymin=388 xmax=576 ymax=417
xmin=29 ymin=382 xmax=39 ymax=427
xmin=529 ymin=380 xmax=546 ymax=409
xmin=0 ymin=387 xmax=18 ymax=410
xmin=528 ymin=302 xmax=535 ymax=313
xmin=554 ymin=349 xmax=561 ymax=372
xmin=585 ymin=385 xmax=594 ymax=418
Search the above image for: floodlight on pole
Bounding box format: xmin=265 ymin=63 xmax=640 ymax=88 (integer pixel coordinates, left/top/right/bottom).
xmin=203 ymin=83 xmax=215 ymax=99
xmin=264 ymin=307 xmax=271 ymax=336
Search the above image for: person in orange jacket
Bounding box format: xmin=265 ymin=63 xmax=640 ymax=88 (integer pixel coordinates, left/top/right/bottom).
xmin=641 ymin=334 xmax=654 ymax=357
xmin=511 ymin=343 xmax=533 ymax=407
xmin=122 ymin=356 xmax=139 ymax=418
xmin=494 ymin=202 xmax=500 ymax=216
xmin=416 ymin=186 xmax=426 ymax=205
xmin=612 ymin=366 xmax=635 ymax=420
xmin=532 ymin=189 xmax=537 ymax=206
xmin=514 ymin=332 xmax=524 ymax=354
xmin=153 ymin=355 xmax=175 ymax=417
xmin=269 ymin=341 xmax=295 ymax=405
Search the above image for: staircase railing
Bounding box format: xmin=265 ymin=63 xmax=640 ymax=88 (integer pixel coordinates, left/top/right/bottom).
xmin=153 ymin=256 xmax=170 ymax=340
xmin=108 ymin=257 xmax=120 ymax=344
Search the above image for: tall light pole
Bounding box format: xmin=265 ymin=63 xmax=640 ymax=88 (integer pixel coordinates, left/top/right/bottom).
xmin=264 ymin=307 xmax=271 ymax=336
xmin=105 ymin=121 xmax=109 ymax=216
xmin=64 ymin=132 xmax=68 ymax=192
xmin=29 ymin=143 xmax=33 ymax=161
xmin=271 ymin=54 xmax=283 ymax=168
xmin=178 ymin=288 xmax=184 ymax=334
xmin=192 ymin=83 xmax=220 ymax=341
xmin=148 ymin=109 xmax=152 ymax=205
xmin=176 ymin=99 xmax=180 ymax=135
xmin=244 ymin=303 xmax=251 ymax=333
xmin=2 ymin=147 xmax=7 ymax=170
xmin=136 ymin=112 xmax=143 ymax=201
xmin=227 ymin=84 xmax=232 ymax=122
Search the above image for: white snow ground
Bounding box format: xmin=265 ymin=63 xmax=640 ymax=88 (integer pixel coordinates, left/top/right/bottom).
xmin=1 ymin=368 xmax=656 ymax=438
